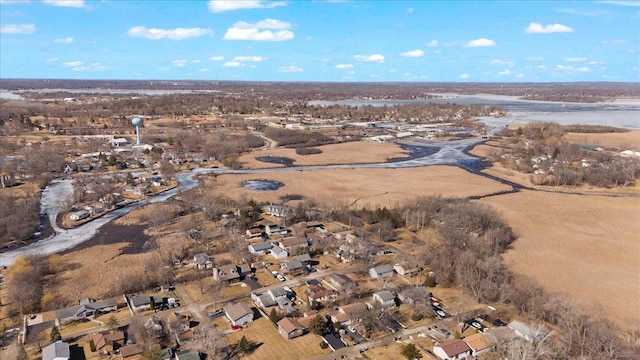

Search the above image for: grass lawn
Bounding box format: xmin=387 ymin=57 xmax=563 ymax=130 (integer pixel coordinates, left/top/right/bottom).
xmin=364 ymin=341 xmax=405 ymax=360
xmin=225 ymin=317 xmax=330 ymax=360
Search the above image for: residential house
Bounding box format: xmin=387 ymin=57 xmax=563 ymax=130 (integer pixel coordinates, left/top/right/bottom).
xmin=92 ymin=331 xmax=125 ymax=355
xmin=398 ymin=286 xmax=431 ymax=305
xmin=307 ymin=284 xmax=337 ymax=308
xmin=56 ymin=297 xmax=118 ymax=324
xmin=268 ymin=287 xmax=289 ymax=300
xmin=328 ymin=273 xmax=355 ymax=291
xmin=129 ymin=295 xmax=155 ymax=312
xmin=393 ymin=262 xmax=422 ymax=277
xmin=337 ymin=244 xmax=356 ymax=263
xmin=433 ymin=339 xmax=472 ymax=360
xmin=42 ymin=341 xmax=70 ymax=360
xmin=278 ymin=237 xmax=308 ymax=254
xmin=276 ymin=297 xmax=296 ymax=315
xmin=120 ymin=345 xmax=143 ymax=359
xmin=270 ymin=245 xmax=288 ymax=259
xmin=281 ymin=259 xmax=304 ymax=275
xmin=253 ymin=293 xmax=276 ymax=308
xmin=238 ymin=263 xmax=252 ymax=278
xmin=263 ymin=204 xmax=292 ymax=218
xmin=174 ymin=350 xmax=200 ymax=360
xmin=264 ymin=222 xmax=289 ymax=237
xmin=486 ymin=326 xmax=519 ymax=345
xmin=245 ymin=227 xmax=264 ymax=239
xmin=306 ymin=233 xmax=325 ymax=245
xmin=213 ymin=264 xmax=240 ymax=283
xmin=145 ymin=317 xmax=164 ymax=337
xmin=369 ymin=264 xmax=395 ymax=279
xmin=329 ymin=303 xmax=367 ymax=326
xmin=193 ymin=253 xmax=213 ymax=270
xmin=508 ymin=320 xmax=545 ymax=343
xmin=294 ymin=253 xmax=312 ymax=264
xmin=167 ymin=312 xmax=192 ymax=334
xmin=223 ymin=302 xmax=254 ymax=327
xmin=463 ymin=333 xmax=496 ymax=356
xmin=277 ymin=317 xmax=306 ymax=339
xmin=248 ymin=241 xmax=273 ymax=255
xmin=372 ymin=291 xmax=396 ymax=309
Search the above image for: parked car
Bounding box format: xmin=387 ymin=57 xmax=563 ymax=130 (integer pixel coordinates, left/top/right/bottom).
xmin=271 ymin=270 xmax=279 ymax=278
xmin=348 ymin=325 xmax=356 ymax=333
xmin=277 ymin=274 xmax=286 ymax=282
xmin=208 ymin=309 xmax=224 ymax=318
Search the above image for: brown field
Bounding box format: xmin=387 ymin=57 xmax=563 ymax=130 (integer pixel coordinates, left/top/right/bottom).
xmin=210 ymin=166 xmax=512 ymax=209
xmin=564 ymin=130 xmax=640 ymax=151
xmin=480 ymin=190 xmax=640 ymax=329
xmin=237 ymin=141 xmax=409 ymax=169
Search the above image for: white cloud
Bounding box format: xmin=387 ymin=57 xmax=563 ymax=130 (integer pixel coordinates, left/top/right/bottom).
xmin=209 ymin=56 xmax=225 ymax=61
xmin=335 ymin=64 xmax=353 ymax=69
xmin=279 ymin=65 xmax=303 ymax=73
xmin=459 ymin=73 xmax=470 ymax=79
xmin=172 ymin=60 xmax=188 ymax=67
xmin=426 ymin=39 xmax=439 ymax=47
xmin=233 ymin=55 xmax=265 ymax=62
xmin=564 ymin=57 xmax=586 ymax=62
xmin=1 ymin=23 xmax=35 ymax=34
xmin=407 ymin=7 xmax=413 ymax=13
xmin=43 ymin=0 xmax=85 ymax=8
xmin=224 ymin=61 xmax=244 ymax=67
xmin=526 ymin=56 xmax=545 ymax=61
xmin=63 ymin=61 xmax=113 ymax=71
xmin=465 ymin=38 xmax=496 ymax=47
xmin=537 ymin=65 xmax=547 ymax=70
xmin=54 ymin=37 xmax=74 ymax=43
xmin=207 ymin=0 xmax=285 ymax=13
xmin=516 ymin=73 xmax=524 ymax=78
xmin=489 ymin=59 xmax=515 ymax=67
xmin=127 ymin=26 xmax=213 ymax=40
xmin=498 ymin=69 xmax=512 ymax=76
xmin=46 ymin=57 xmax=59 ymax=62
xmin=192 ymin=59 xmax=201 ymax=63
xmin=555 ymin=64 xmax=590 ymax=73
xmin=400 ymin=49 xmax=424 ymax=58
xmin=199 ymin=68 xmax=210 ymax=72
xmin=157 ymin=67 xmax=169 ymax=71
xmin=525 ymin=22 xmax=573 ymax=34
xmin=223 ymin=18 xmax=294 ymax=41
xmin=354 ymin=54 xmax=385 ymax=63
xmin=63 ymin=61 xmax=83 ymax=67
xmin=599 ymin=0 xmax=640 ymax=6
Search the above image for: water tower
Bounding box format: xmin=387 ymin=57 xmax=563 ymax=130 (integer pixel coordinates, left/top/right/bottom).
xmin=132 ymin=117 xmax=143 ymax=145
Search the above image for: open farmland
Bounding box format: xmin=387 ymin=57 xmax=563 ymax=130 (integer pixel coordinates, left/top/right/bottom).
xmin=564 ymin=130 xmax=640 ymax=152
xmin=480 ymin=190 xmax=640 ymax=330
xmin=210 ymin=166 xmax=513 ymax=209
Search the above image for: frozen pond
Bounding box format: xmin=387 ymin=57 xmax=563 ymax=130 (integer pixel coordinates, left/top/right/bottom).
xmin=242 ymin=180 xmax=285 ymax=191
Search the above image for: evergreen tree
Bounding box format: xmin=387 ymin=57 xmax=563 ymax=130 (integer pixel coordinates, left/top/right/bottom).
xmin=50 ymin=325 xmax=62 ymax=342
xmin=17 ymin=344 xmax=29 ymax=360
xmin=401 ymin=343 xmax=420 ymax=360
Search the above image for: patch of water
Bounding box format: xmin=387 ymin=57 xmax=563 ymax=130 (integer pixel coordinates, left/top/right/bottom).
xmin=242 ymin=180 xmax=285 ymax=191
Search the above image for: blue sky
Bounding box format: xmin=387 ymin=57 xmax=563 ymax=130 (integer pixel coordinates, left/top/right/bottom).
xmin=1 ymin=0 xmax=639 ymax=82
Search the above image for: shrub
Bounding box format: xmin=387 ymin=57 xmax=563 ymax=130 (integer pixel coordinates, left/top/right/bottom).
xmin=295 ymin=147 xmax=323 ymax=155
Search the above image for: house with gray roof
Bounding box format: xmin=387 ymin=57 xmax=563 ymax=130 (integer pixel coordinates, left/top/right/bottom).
xmin=213 ymin=264 xmax=240 ymax=283
xmin=373 ymin=290 xmax=396 ymax=309
xmin=223 ymin=302 xmax=254 ymax=327
xmin=248 ymin=241 xmax=273 ymax=255
xmin=369 ymin=264 xmax=395 ymax=279
xmin=42 ymin=341 xmax=70 ymax=360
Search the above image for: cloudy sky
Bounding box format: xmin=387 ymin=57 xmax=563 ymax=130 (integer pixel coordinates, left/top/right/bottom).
xmin=1 ymin=0 xmax=638 ymax=82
